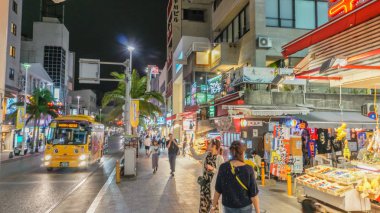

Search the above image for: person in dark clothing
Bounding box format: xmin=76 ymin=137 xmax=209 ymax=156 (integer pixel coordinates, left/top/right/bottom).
xmin=211 ymin=141 xmax=260 ymax=213
xmin=166 ymin=133 xmax=179 ymax=176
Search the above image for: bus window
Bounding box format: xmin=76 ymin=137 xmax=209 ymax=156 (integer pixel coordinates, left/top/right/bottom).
xmin=51 ymin=128 xmax=88 ymax=145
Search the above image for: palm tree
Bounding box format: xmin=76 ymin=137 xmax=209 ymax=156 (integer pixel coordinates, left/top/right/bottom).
xmin=11 ymin=88 xmax=58 ymax=152
xmin=102 ymin=70 xmax=164 ymax=124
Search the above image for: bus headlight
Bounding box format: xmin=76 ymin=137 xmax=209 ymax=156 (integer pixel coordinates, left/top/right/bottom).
xmin=45 ymin=155 xmax=52 ymax=161
xmin=79 ymin=155 xmax=86 ymax=161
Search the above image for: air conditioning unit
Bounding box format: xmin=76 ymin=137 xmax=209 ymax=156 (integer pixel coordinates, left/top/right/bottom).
xmin=257 ymin=36 xmax=272 ymax=48
xmin=361 ymin=103 xmax=379 ymax=117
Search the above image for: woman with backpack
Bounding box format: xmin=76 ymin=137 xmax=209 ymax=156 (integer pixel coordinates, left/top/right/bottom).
xmin=190 ymin=139 xmax=224 ymax=213
xmin=211 ymin=141 xmax=260 ymax=213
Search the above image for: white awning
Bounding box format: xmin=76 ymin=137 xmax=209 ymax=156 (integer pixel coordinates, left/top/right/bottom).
xmin=295 ymin=111 xmax=377 ymax=129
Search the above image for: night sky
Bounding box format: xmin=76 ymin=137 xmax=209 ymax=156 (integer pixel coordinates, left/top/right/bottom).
xmin=22 ymin=0 xmax=168 ymax=104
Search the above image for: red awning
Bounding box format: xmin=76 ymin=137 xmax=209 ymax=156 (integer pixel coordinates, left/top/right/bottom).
xmin=282 ymin=0 xmax=380 ymax=57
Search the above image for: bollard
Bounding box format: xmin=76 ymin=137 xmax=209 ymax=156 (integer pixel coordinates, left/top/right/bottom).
xmin=287 ymin=167 xmax=292 ymax=196
xmin=261 ymin=162 xmax=265 ymax=186
xmin=116 ymin=160 xmax=120 ymax=184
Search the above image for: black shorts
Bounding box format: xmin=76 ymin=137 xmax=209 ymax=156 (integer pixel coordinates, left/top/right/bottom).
xmin=145 ymin=146 xmax=150 ymax=150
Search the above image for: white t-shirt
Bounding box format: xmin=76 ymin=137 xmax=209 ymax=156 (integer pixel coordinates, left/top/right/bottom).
xmin=150 ymin=145 xmax=160 ymax=154
xmin=144 ymin=138 xmax=152 ymax=146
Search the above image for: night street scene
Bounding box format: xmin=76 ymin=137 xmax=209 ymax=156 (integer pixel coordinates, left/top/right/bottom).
xmin=1 ymin=0 xmax=380 ymax=212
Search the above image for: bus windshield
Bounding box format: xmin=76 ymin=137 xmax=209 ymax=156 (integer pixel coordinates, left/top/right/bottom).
xmin=51 ymin=128 xmax=88 ymax=145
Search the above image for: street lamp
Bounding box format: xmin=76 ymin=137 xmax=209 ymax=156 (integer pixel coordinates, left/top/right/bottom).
xmin=77 ymin=96 xmax=80 ymax=115
xmin=125 ymin=45 xmax=134 ymax=136
xmin=21 ymin=63 xmax=31 ymax=156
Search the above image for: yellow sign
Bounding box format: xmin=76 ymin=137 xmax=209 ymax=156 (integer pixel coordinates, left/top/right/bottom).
xmin=130 ymin=99 xmax=139 ymax=128
xmin=58 ymin=123 xmax=79 ymax=128
xmin=16 ymin=107 xmax=25 ymax=130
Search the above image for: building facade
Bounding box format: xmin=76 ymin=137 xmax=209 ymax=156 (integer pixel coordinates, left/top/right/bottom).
xmin=69 ymin=90 xmax=98 ymax=116
xmin=21 ymin=17 xmax=73 ymax=107
xmin=0 ymin=0 xmax=23 ymax=151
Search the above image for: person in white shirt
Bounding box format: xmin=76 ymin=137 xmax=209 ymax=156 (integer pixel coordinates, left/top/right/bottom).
xmin=144 ymin=135 xmax=152 ymax=156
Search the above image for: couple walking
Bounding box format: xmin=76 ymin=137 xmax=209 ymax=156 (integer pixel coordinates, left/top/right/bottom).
xmin=193 ymin=140 xmax=261 ymax=213
xmin=147 ymin=133 xmax=179 ymax=176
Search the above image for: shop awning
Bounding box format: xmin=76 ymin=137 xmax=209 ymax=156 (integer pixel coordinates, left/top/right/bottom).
xmin=295 ymin=111 xmax=377 ymax=129
xmin=282 ymin=0 xmax=380 ymax=57
xmin=223 ymin=105 xmax=310 ymax=117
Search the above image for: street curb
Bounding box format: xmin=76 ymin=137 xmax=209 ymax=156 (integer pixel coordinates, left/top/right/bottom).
xmin=1 ymin=152 xmax=43 ymax=164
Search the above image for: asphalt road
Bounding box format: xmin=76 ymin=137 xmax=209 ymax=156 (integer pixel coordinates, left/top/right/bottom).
xmin=0 ymin=135 xmax=124 ymax=213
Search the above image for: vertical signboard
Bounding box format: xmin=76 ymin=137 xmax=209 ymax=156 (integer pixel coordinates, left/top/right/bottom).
xmin=16 ymin=107 xmax=25 ymax=130
xmin=130 ymin=100 xmax=140 ymax=128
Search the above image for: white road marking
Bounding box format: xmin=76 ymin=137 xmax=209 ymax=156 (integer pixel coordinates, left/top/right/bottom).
xmin=44 ymin=161 xmax=104 ymax=213
xmin=86 ymin=168 xmax=116 ymax=213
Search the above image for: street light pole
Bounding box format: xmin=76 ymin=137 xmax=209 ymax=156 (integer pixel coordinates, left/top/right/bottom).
xmin=77 ymin=96 xmax=80 ymax=115
xmin=126 ymin=46 xmax=135 ymax=136
xmin=21 ymin=64 xmax=31 ymax=156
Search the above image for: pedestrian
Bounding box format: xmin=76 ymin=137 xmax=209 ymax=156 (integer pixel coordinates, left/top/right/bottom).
xmin=148 ymin=139 xmax=160 ymax=174
xmin=144 ymin=135 xmax=151 ymax=156
xmin=166 ymin=133 xmax=179 ymax=176
xmin=211 ymin=141 xmax=260 ymax=213
xmin=139 ymin=135 xmax=143 ymax=149
xmin=191 ymin=139 xmax=224 ymax=213
xmin=182 ymin=135 xmax=188 ymax=157
xmin=161 ymin=137 xmax=166 ymax=150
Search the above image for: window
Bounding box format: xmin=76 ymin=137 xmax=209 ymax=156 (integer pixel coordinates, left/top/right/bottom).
xmin=9 ymin=68 xmax=15 ymax=80
xmin=12 ymin=1 xmax=17 ymax=13
xmin=11 ymin=23 xmax=17 ymax=36
xmin=266 ymin=0 xmax=328 ymax=29
xmin=214 ymin=4 xmax=250 ymax=43
xmin=9 ymin=46 xmax=16 ymax=58
xmin=183 ymin=9 xmax=204 ymax=22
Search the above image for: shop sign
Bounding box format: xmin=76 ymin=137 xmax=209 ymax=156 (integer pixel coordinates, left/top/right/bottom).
xmin=130 ymin=99 xmax=140 ymax=128
xmin=172 ymin=0 xmax=180 ymax=23
xmin=196 ymin=93 xmax=207 ymax=104
xmin=16 ymin=107 xmax=25 ymax=130
xmin=208 ymin=75 xmax=222 ymax=95
xmin=230 ymin=67 xmax=294 ymax=86
xmin=241 ymin=120 xmax=263 ymax=127
xmin=328 ymin=0 xmax=372 ymax=20
xmin=211 ymin=44 xmax=221 ymax=67
xmin=157 ymin=117 xmax=165 ymax=125
xmin=183 ymin=119 xmax=195 ymax=131
xmin=209 ymin=104 xmax=215 ymax=118
xmin=1 ymin=125 xmax=13 ymax=133
xmin=6 ymin=98 xmax=17 ymax=115
xmin=252 ymin=129 xmax=258 ymax=137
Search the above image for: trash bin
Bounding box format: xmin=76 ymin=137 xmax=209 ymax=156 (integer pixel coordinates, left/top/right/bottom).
xmin=124 ymin=147 xmax=136 ymax=176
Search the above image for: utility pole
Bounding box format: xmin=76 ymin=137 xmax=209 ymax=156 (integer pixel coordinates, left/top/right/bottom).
xmin=21 ymin=64 xmax=31 ymax=156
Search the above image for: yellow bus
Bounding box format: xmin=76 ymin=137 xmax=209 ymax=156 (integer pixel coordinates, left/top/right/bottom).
xmin=44 ymin=115 xmax=105 ymax=171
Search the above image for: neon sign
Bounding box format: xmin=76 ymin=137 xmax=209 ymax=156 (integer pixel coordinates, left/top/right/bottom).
xmin=328 ymin=0 xmax=371 ymax=19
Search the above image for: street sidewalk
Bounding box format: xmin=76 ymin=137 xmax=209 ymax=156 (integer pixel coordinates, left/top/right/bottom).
xmin=94 ymin=149 xmax=302 ymax=213
xmin=0 ymin=147 xmax=44 ymax=164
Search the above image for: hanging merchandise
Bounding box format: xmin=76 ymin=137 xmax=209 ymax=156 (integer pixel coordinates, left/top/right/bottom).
xmin=317 ymin=128 xmax=330 ymax=154
xmin=307 ymin=140 xmax=317 ymax=158
xmin=336 ymin=123 xmax=347 ymax=141
xmin=343 ymin=140 xmax=351 ymax=160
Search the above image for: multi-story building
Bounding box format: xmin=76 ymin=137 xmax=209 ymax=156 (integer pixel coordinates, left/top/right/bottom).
xmin=69 ymin=90 xmax=98 ymax=116
xmin=0 ymin=0 xmax=23 ymax=151
xmin=21 ymin=17 xmax=72 ymax=106
xmin=166 ymin=0 xmax=371 ymax=148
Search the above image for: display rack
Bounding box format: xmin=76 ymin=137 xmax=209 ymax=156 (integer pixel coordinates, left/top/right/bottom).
xmin=304 ymin=186 xmax=371 ymax=212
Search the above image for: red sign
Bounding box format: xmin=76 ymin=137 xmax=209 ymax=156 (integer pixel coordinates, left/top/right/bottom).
xmin=328 ymin=0 xmax=371 ymax=19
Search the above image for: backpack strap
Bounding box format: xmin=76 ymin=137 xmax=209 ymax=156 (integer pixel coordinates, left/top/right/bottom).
xmin=230 ymin=162 xmax=248 ymax=191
